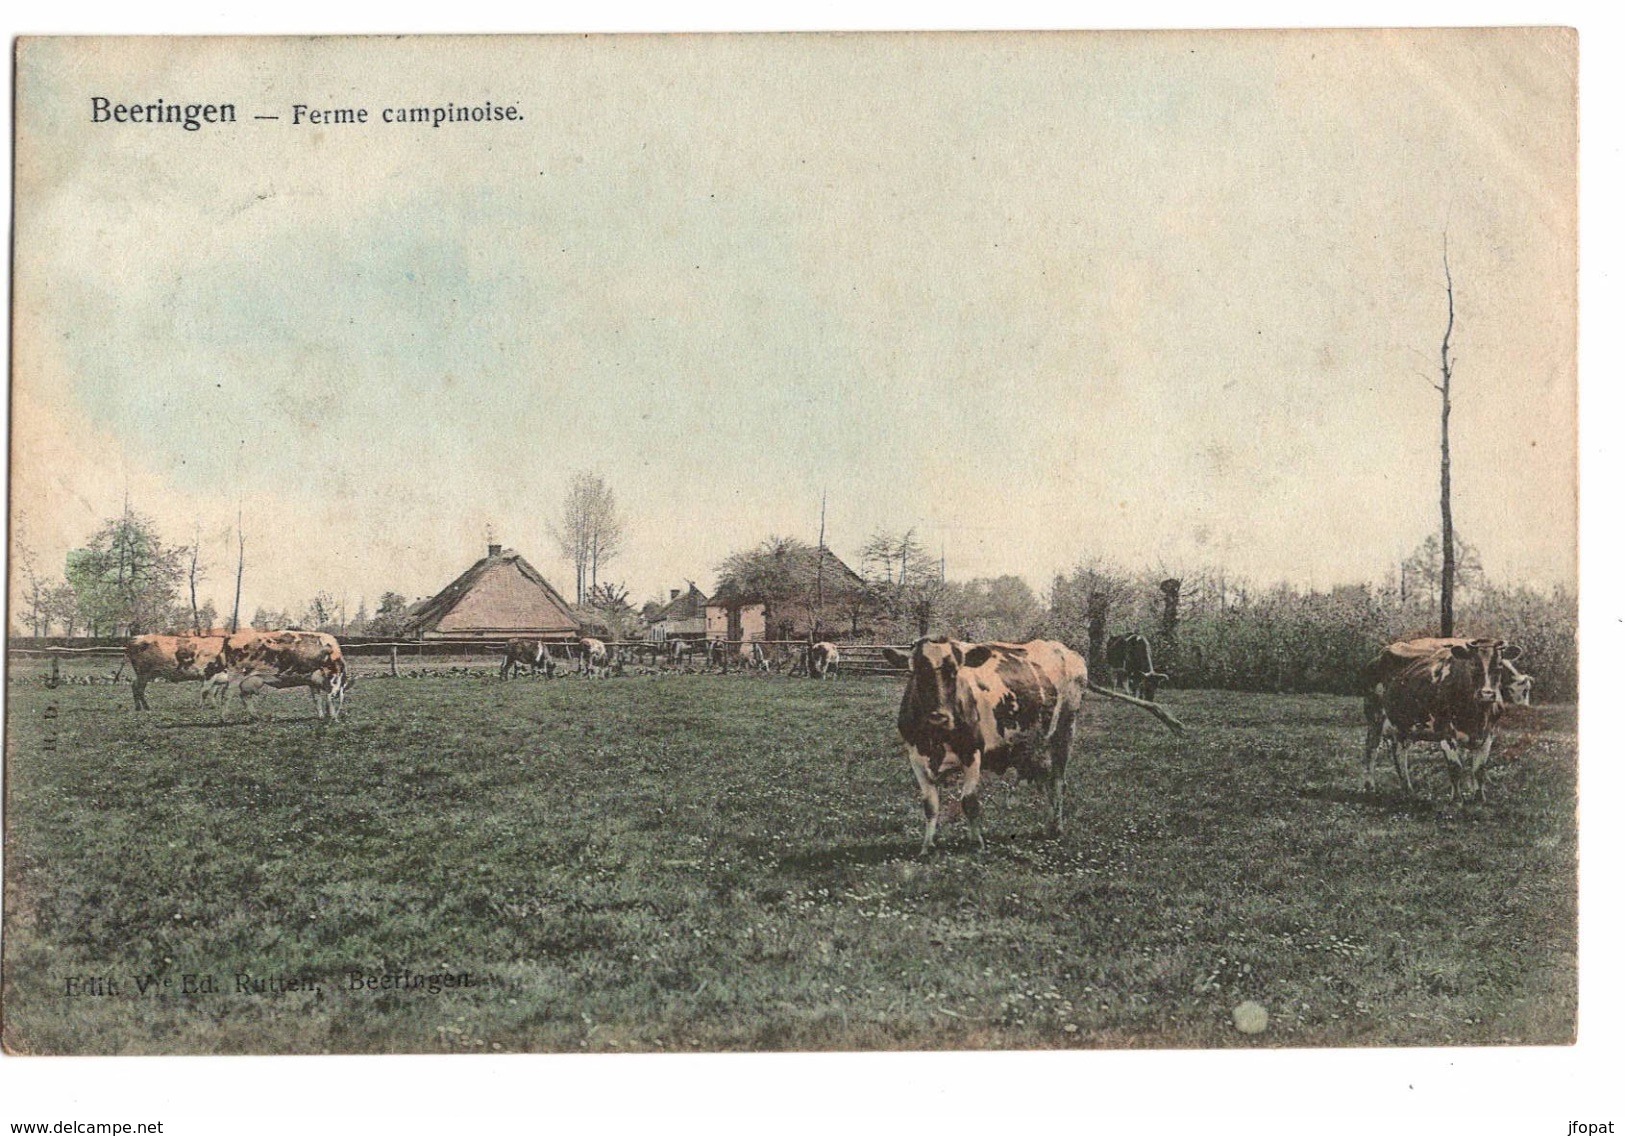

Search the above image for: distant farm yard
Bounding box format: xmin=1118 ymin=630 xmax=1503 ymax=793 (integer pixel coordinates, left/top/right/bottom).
xmin=3 ymin=664 xmax=1576 ymax=1054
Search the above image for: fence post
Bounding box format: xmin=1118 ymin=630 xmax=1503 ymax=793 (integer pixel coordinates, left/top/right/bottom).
xmin=48 ymin=655 xmax=60 ymax=688
xmin=390 ymin=645 xmax=399 ymax=677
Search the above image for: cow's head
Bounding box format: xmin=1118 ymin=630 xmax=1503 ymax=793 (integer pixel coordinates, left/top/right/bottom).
xmin=883 ymin=638 xmax=994 ymax=733
xmin=1449 ymin=639 xmax=1521 ymax=705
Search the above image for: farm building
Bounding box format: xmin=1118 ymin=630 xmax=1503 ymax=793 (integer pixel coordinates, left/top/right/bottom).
xmin=403 ymin=544 xmax=581 ymax=640
xmin=707 ymin=543 xmax=868 ymax=641
xmin=649 ymin=583 xmax=709 ymax=643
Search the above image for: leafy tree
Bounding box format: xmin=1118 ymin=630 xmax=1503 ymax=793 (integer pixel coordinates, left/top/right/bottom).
xmin=715 ymin=536 xmax=869 ymax=639
xmin=251 ymin=606 xmax=295 ymax=631
xmin=370 ymin=592 xmax=412 ymax=637
xmin=936 ymin=576 xmax=1041 ymax=641
xmin=303 ymin=591 xmax=339 ymax=631
xmin=63 ymin=505 xmax=185 ymax=636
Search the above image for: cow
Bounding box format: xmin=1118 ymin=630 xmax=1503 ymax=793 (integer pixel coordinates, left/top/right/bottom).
xmin=669 ymin=640 xmax=694 ymax=666
xmin=578 ymin=637 xmax=609 ymax=677
xmin=808 ymin=641 xmax=840 ymax=680
xmin=221 ymin=628 xmax=350 ymax=720
xmin=124 ymin=634 xmax=227 ymax=710
xmin=1362 ymin=638 xmax=1522 ymax=805
xmin=1104 ymin=633 xmax=1168 ymax=701
xmin=881 ymin=638 xmax=1185 ymax=854
xmin=740 ymin=641 xmax=768 ymax=672
xmin=1361 ymin=637 xmax=1534 ymax=709
xmin=501 ymin=638 xmax=556 ymax=680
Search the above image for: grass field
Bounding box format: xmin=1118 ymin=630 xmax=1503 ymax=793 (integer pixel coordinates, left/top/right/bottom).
xmin=2 ymin=668 xmax=1576 ymax=1053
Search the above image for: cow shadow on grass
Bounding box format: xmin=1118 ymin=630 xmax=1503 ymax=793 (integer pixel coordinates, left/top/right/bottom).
xmin=1297 ymin=783 xmax=1439 ymax=819
xmin=768 ymin=840 xmax=918 ymax=872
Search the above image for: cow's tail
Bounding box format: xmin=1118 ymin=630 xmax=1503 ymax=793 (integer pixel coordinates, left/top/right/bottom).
xmin=1085 ymin=680 xmax=1186 ymax=734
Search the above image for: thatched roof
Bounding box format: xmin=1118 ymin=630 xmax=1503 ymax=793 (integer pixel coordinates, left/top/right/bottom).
xmin=403 ymin=548 xmax=580 ymax=638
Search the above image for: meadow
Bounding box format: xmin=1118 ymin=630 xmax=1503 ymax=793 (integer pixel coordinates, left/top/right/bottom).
xmin=2 ymin=665 xmax=1576 ymax=1053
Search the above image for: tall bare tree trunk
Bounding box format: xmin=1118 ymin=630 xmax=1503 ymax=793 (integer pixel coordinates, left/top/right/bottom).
xmin=1439 ymin=242 xmax=1456 ymax=637
xmin=188 ymin=528 xmax=202 ymax=634
xmin=231 ymin=507 xmax=245 ymax=634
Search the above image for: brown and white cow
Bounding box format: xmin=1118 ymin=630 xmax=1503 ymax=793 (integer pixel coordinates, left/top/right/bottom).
xmin=1105 ymin=633 xmax=1169 ymax=701
xmin=221 ymin=629 xmax=350 ymax=720
xmin=881 ymin=638 xmax=1185 ymax=854
xmin=1362 ymin=637 xmax=1522 ymax=805
xmin=578 ymin=637 xmax=609 ymax=677
xmin=124 ymin=634 xmax=227 ymax=710
xmin=808 ymin=641 xmax=840 ymax=680
xmin=501 ymin=638 xmax=556 ymax=680
xmin=1362 ymin=637 xmax=1533 ymax=708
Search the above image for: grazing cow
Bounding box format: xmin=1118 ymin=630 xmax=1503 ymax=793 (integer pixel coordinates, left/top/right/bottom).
xmin=740 ymin=641 xmax=768 ymax=672
xmin=1362 ymin=638 xmax=1522 ymax=805
xmin=1104 ymin=633 xmax=1168 ymax=701
xmin=222 ymin=629 xmax=350 ymax=720
xmin=1362 ymin=637 xmax=1533 ymax=708
xmin=578 ymin=637 xmax=609 ymax=677
xmin=124 ymin=634 xmax=227 ymax=710
xmin=501 ymin=638 xmax=556 ymax=680
xmin=881 ymin=638 xmax=1185 ymax=853
xmin=808 ymin=641 xmax=840 ymax=680
xmin=669 ymin=640 xmax=694 ymax=666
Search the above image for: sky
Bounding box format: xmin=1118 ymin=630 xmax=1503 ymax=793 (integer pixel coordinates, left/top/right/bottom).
xmin=10 ymin=30 xmax=1577 ymax=619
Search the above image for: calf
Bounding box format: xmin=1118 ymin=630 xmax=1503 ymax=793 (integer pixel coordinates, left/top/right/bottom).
xmin=1363 ymin=638 xmax=1522 ymax=805
xmin=124 ymin=634 xmax=227 ymax=710
xmin=881 ymin=638 xmax=1184 ymax=853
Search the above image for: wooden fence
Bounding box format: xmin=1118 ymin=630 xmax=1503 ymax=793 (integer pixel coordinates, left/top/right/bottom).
xmin=7 ymin=636 xmax=912 ymax=684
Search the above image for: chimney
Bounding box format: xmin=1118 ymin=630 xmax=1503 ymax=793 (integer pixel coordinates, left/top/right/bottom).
xmin=671 ymin=589 xmax=681 ymax=600
xmin=488 ymin=543 xmax=503 ymax=559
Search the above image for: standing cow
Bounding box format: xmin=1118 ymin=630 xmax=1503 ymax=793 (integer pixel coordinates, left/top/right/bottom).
xmin=501 ymin=638 xmax=556 ymax=679
xmin=221 ymin=629 xmax=351 ymax=720
xmin=1105 ymin=633 xmax=1168 ymax=701
xmin=882 ymin=638 xmax=1184 ymax=853
xmin=124 ymin=634 xmax=227 ymax=710
xmin=740 ymin=641 xmax=768 ymax=672
xmin=1362 ymin=637 xmax=1533 ymax=708
xmin=578 ymin=637 xmax=609 ymax=677
xmin=808 ymin=641 xmax=840 ymax=680
xmin=1362 ymin=638 xmax=1522 ymax=805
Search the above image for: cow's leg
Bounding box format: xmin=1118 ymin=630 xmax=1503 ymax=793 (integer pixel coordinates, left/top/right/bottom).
xmin=1046 ymin=713 xmax=1077 ymax=838
xmin=1390 ymin=734 xmax=1415 ymax=795
xmin=1439 ymin=740 xmax=1465 ymax=805
xmin=132 ymin=675 xmax=149 ymax=711
xmin=908 ymin=747 xmax=941 ymax=855
xmin=1361 ymin=713 xmax=1384 ymax=793
xmin=1470 ymin=735 xmax=1494 ymax=803
xmin=961 ymin=751 xmax=987 ymax=852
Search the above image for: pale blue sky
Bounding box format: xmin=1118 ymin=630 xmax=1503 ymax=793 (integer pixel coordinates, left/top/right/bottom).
xmin=12 ymin=31 xmax=1576 ymax=616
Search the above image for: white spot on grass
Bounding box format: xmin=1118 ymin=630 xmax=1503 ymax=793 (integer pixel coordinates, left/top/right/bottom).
xmin=1232 ymin=1001 xmax=1269 ymax=1034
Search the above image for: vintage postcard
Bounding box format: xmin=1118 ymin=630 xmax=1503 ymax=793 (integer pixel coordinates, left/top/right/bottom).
xmin=5 ymin=30 xmax=1577 ymax=1057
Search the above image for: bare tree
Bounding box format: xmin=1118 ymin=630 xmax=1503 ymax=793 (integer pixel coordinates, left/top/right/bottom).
xmin=186 ymin=523 xmax=206 ymax=635
xmin=551 ymin=471 xmax=625 ymax=604
xmin=1437 ymin=240 xmax=1457 ymax=635
xmin=231 ymin=506 xmax=246 ymax=634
